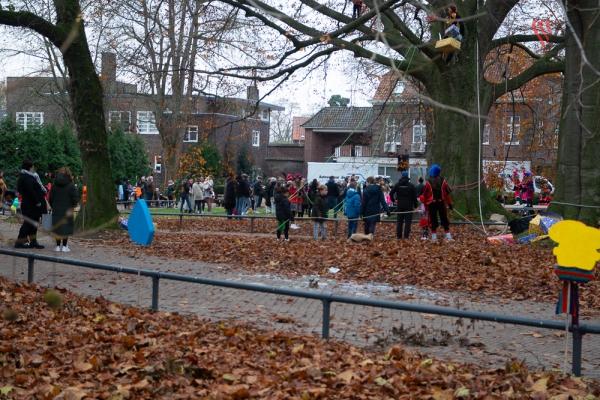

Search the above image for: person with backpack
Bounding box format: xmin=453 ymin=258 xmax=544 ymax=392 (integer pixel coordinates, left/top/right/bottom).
xmin=344 ymin=181 xmax=361 ymax=238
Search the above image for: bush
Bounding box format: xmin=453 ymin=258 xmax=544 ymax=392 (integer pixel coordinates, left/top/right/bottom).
xmin=213 ymin=185 xmax=225 ymax=195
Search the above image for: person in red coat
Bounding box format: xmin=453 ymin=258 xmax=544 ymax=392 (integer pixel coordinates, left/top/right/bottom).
xmin=351 ymin=0 xmax=363 ymax=19
xmin=420 ymin=164 xmax=454 ymax=241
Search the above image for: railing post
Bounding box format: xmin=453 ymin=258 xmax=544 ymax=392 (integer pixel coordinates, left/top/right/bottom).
xmin=27 ymin=255 xmax=34 ymax=283
xmin=250 ymin=217 xmax=254 ymax=233
xmin=322 ymin=296 xmax=331 ymax=340
xmin=179 ymin=213 xmax=183 ymax=230
xmin=334 ymin=220 xmax=338 ymax=236
xmin=572 ymin=327 xmax=583 ymax=377
xmin=152 ymin=276 xmax=160 ymax=312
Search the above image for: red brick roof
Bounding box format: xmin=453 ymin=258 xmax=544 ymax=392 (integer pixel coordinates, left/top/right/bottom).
xmin=371 ymin=70 xmax=421 ymax=102
xmin=292 ymin=116 xmax=309 ymax=140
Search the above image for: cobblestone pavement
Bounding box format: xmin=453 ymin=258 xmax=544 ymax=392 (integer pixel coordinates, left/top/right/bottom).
xmin=1 ymin=219 xmax=600 ymax=380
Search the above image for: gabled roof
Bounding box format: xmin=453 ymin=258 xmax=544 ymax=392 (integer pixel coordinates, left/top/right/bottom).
xmin=301 ymin=107 xmax=372 ymax=131
xmin=292 ymin=116 xmax=309 ymax=140
xmin=371 ymin=70 xmax=422 ymax=103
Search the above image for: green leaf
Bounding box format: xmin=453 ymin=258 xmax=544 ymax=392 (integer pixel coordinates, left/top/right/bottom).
xmin=0 ymin=386 xmax=14 ymax=395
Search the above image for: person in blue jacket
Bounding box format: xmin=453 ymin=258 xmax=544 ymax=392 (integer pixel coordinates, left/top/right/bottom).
xmin=360 ymin=176 xmax=390 ymax=236
xmin=344 ymin=181 xmax=361 ymax=238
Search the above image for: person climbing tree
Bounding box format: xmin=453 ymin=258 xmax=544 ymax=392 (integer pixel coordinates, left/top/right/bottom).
xmin=442 ymin=4 xmax=465 ymax=66
xmin=350 ymin=0 xmax=363 ymax=20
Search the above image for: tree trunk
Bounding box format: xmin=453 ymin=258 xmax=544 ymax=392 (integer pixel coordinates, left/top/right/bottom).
xmin=426 ymin=58 xmax=504 ymax=220
xmin=551 ymin=0 xmax=600 ymax=226
xmin=57 ymin=3 xmax=118 ymax=228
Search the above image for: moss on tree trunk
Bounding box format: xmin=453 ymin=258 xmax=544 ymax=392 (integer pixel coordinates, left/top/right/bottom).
xmin=57 ymin=3 xmax=119 ymax=228
xmin=551 ymin=0 xmax=600 ymax=226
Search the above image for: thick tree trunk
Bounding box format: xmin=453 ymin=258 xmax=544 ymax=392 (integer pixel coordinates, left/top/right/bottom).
xmin=426 ymin=59 xmax=504 ymax=220
xmin=58 ymin=4 xmax=118 ymax=227
xmin=551 ymin=0 xmax=600 ymax=226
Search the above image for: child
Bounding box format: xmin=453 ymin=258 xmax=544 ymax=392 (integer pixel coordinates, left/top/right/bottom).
xmin=312 ymin=185 xmax=328 ymax=240
xmin=417 ymin=195 xmax=429 ymax=240
xmin=344 ymin=181 xmax=361 ymax=238
xmin=274 ymin=187 xmax=295 ymax=242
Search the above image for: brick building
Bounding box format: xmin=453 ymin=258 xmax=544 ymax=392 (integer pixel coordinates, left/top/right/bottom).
xmin=300 ymin=67 xmax=560 ymax=183
xmin=5 ymin=52 xmax=284 ymax=186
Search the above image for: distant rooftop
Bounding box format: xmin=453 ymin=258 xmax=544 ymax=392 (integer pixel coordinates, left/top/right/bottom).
xmin=302 ymin=107 xmax=372 ymax=131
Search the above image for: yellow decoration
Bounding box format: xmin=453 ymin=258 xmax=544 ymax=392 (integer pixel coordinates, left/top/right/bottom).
xmin=549 ymin=220 xmax=600 ymax=270
xmin=435 ymin=38 xmax=461 ymax=53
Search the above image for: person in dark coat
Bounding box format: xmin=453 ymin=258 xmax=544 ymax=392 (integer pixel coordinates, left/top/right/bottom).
xmin=274 ymin=187 xmax=296 ymax=241
xmin=223 ymin=174 xmax=238 ymax=219
xmin=234 ymin=173 xmax=248 ymax=217
xmin=15 ymin=159 xmax=47 ymax=249
xmin=311 ymin=185 xmax=328 ymax=240
xmin=389 ymin=171 xmax=418 ymax=239
xmin=49 ymin=167 xmax=80 ymax=252
xmin=360 ymin=176 xmax=390 ymax=236
xmin=122 ymin=177 xmax=131 ymax=209
xmin=325 ymin=176 xmax=340 ymax=218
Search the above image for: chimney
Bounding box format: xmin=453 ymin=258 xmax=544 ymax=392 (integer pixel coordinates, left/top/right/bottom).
xmin=101 ymin=52 xmax=117 ymax=88
xmin=247 ymin=85 xmax=259 ymax=101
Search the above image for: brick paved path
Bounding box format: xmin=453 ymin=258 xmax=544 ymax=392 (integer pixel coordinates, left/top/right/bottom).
xmin=1 ymin=219 xmax=600 ymax=380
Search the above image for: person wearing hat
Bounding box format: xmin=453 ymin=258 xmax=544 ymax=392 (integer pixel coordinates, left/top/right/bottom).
xmin=389 ymin=171 xmax=418 ymax=239
xmin=420 ymin=164 xmax=454 ymax=241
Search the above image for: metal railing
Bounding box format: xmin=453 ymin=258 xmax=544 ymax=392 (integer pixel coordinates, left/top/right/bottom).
xmin=1 ymin=248 xmax=598 ymax=377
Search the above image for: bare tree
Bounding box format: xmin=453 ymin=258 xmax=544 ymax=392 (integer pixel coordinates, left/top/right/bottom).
xmin=269 ymin=100 xmax=300 ymax=143
xmin=197 ymin=0 xmax=565 ymax=217
xmin=0 ymin=0 xmax=118 ymax=227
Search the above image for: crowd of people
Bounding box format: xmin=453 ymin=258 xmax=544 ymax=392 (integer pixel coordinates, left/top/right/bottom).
xmin=3 ymin=162 xmax=461 ymax=249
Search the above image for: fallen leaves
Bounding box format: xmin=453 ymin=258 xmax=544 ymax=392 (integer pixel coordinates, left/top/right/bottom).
xmin=1 ymin=277 xmax=598 ymax=398
xmin=96 ymin=219 xmax=600 ymax=312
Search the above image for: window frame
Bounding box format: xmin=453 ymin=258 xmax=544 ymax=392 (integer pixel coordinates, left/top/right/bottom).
xmin=482 ymin=123 xmax=490 ymax=145
xmin=385 ymin=118 xmax=400 ymax=144
xmin=184 ymin=125 xmax=199 ymax=142
xmin=137 ymin=111 xmax=159 ymax=134
xmin=252 ymin=130 xmax=260 ymax=147
xmin=504 ymin=116 xmax=520 ymax=146
xmin=109 ymin=111 xmax=132 ymax=132
xmin=16 ymin=112 xmax=44 ymax=130
xmin=154 ymin=155 xmax=162 ymax=174
xmin=412 ymin=119 xmax=426 ymax=144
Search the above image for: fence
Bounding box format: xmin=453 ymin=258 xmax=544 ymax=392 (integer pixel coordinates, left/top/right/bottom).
xmin=1 ymin=248 xmax=598 ymax=377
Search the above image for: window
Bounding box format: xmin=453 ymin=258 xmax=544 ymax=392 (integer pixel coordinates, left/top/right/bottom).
xmin=252 ymin=130 xmax=260 ymax=147
xmin=184 ymin=125 xmax=198 ymax=142
xmin=412 ymin=120 xmax=426 ymax=143
xmin=482 ymin=124 xmax=490 ymax=145
xmin=262 ymin=110 xmax=268 ymax=120
xmin=109 ymin=111 xmax=131 ymax=132
xmin=553 ymin=128 xmax=559 ymax=149
xmin=16 ymin=112 xmax=43 ymax=130
xmin=504 ymin=116 xmax=520 ymax=145
xmin=355 ymin=146 xmax=363 ymax=157
xmin=154 ymin=156 xmax=162 ymax=174
xmin=393 ymin=82 xmax=405 ymax=95
xmin=137 ymin=111 xmax=158 ymax=134
xmin=385 ymin=118 xmax=399 ymax=143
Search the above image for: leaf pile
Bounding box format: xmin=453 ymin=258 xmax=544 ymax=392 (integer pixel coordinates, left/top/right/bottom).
xmin=102 ymin=220 xmax=600 ymax=312
xmin=1 ymin=278 xmax=598 ymax=399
